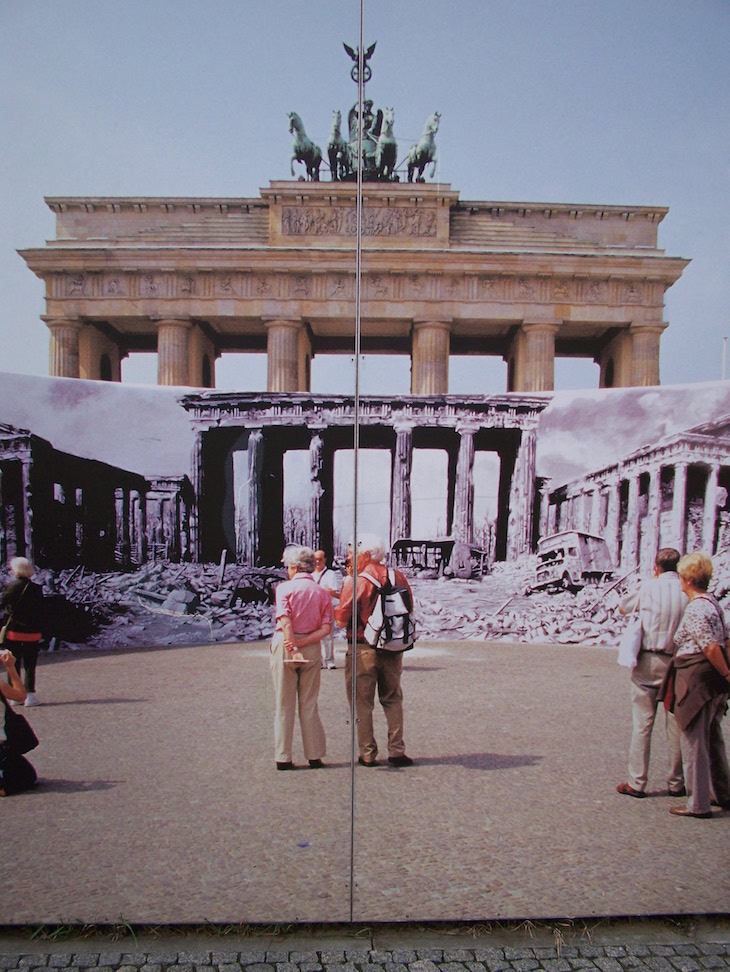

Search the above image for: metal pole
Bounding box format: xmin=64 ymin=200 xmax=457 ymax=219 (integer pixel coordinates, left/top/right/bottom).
xmin=349 ymin=0 xmax=365 ymax=924
xmin=723 ymin=337 xmax=727 ymax=381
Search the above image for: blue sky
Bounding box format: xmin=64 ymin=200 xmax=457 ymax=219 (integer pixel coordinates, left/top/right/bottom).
xmin=2 ymin=0 xmax=729 ymax=392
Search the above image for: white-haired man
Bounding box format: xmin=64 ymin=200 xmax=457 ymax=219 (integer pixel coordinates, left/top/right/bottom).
xmin=334 ymin=534 xmax=414 ymax=767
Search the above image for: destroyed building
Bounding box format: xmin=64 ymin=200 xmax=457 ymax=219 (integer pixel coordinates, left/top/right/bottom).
xmin=541 ymin=415 xmax=730 ymax=573
xmin=0 ymin=423 xmax=192 ymax=571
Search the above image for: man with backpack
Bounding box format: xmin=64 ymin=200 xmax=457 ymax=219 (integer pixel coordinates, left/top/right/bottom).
xmin=334 ymin=534 xmax=415 ymax=768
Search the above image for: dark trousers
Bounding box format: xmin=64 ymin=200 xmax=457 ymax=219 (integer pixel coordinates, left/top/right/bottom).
xmin=8 ymin=642 xmax=41 ymax=693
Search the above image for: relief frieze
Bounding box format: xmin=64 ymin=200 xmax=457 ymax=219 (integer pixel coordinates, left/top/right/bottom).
xmin=281 ymin=205 xmax=437 ymax=237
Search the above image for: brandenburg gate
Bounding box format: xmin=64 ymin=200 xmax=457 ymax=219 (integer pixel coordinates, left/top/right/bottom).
xmin=19 ymin=181 xmax=688 ymax=393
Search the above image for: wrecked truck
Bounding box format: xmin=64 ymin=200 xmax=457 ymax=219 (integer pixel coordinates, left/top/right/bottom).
xmin=528 ymin=531 xmax=614 ymax=593
xmin=392 ymin=538 xmax=489 ymax=579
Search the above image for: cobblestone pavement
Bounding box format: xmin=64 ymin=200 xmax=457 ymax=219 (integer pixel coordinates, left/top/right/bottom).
xmin=1 ymin=639 xmax=728 ymax=924
xmin=0 ymin=922 xmax=729 ymax=972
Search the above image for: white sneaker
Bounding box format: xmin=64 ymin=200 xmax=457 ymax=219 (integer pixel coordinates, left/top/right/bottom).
xmin=327 ymin=661 xmax=337 ymax=669
xmin=24 ymin=693 xmax=40 ymax=707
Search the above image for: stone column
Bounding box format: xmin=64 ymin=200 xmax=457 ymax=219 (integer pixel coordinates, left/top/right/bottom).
xmin=411 ymin=321 xmax=450 ymax=395
xmin=0 ymin=467 xmax=4 ymax=564
xmin=539 ymin=481 xmax=552 ymax=540
xmin=265 ymin=320 xmax=306 ymax=392
xmin=452 ymin=426 xmax=476 ymax=543
xmin=624 ymin=476 xmax=640 ymax=570
xmin=21 ymin=459 xmax=33 ymax=564
xmin=506 ymin=428 xmax=537 ymax=559
xmin=390 ymin=423 xmax=413 ymax=545
xmin=672 ymin=461 xmax=688 ymax=554
xmin=630 ymin=324 xmax=665 ymax=387
xmin=702 ymin=464 xmax=720 ymax=553
xmin=246 ymin=429 xmax=264 ymax=566
xmin=309 ymin=430 xmax=325 ymax=550
xmin=156 ymin=319 xmax=192 ymax=386
xmin=589 ymin=487 xmax=602 ymax=535
xmin=47 ymin=318 xmax=83 ymax=378
xmin=515 ymin=322 xmax=559 ymax=392
xmin=606 ymin=480 xmax=621 ymax=567
xmin=115 ymin=488 xmax=131 ymax=568
xmin=646 ymin=469 xmax=662 ymax=568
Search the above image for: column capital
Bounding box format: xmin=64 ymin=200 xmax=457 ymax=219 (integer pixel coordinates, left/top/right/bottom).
xmin=152 ymin=317 xmax=192 ymax=329
xmin=42 ymin=316 xmax=84 ymax=331
xmin=412 ymin=319 xmax=452 ymax=332
xmin=263 ymin=318 xmax=303 ymax=330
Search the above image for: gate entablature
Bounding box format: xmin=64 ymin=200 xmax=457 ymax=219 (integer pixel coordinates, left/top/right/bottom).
xmin=19 ymin=183 xmax=689 ymax=394
xmin=179 ymin=391 xmax=548 ymax=567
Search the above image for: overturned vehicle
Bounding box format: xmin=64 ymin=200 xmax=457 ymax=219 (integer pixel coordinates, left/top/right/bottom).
xmin=528 ymin=531 xmax=614 ymax=593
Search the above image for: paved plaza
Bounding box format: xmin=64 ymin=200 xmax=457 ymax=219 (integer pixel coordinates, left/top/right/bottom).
xmin=1 ymin=638 xmax=729 ymax=926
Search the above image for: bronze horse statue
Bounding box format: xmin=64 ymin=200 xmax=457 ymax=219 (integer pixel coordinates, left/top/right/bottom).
xmin=326 ymin=109 xmax=350 ymax=181
xmin=375 ymin=107 xmax=397 ymax=181
xmin=288 ymin=111 xmax=322 ymax=181
xmin=407 ymin=112 xmax=440 ymax=183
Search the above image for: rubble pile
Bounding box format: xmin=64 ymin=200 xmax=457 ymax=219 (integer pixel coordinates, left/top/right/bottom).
xmin=34 ymin=562 xmax=285 ymax=650
xmin=19 ymin=554 xmax=693 ymax=652
xmin=409 ymin=558 xmax=630 ymax=646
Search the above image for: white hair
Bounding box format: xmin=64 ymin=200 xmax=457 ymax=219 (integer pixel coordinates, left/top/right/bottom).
xmin=351 ymin=534 xmax=387 ymax=563
xmin=10 ymin=557 xmax=34 ymax=579
xmin=281 ymin=545 xmax=316 ymax=573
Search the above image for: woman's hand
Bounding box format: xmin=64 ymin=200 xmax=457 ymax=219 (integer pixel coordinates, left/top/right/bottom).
xmin=0 ymin=649 xmax=17 ymax=672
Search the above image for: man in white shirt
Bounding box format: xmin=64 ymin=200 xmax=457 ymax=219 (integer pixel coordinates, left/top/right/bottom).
xmin=313 ymin=550 xmax=343 ymax=669
xmin=617 ymin=547 xmax=688 ymax=798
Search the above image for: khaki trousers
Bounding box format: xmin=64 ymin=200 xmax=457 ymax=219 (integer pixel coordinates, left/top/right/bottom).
xmin=345 ymin=644 xmax=405 ymax=761
xmin=269 ymin=631 xmax=326 ymax=763
xmin=628 ymin=649 xmax=683 ymax=792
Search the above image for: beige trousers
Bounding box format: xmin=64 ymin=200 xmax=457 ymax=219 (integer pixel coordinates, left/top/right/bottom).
xmin=628 ymin=649 xmax=683 ymax=792
xmin=269 ymin=631 xmax=326 ymax=763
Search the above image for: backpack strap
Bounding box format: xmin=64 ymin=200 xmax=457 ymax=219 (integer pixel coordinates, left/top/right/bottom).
xmin=360 ymin=570 xmax=382 ymax=589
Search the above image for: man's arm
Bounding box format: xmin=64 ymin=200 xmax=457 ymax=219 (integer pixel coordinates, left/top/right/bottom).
xmin=334 ymin=577 xmax=354 ymax=628
xmin=0 ymin=650 xmax=26 ymax=703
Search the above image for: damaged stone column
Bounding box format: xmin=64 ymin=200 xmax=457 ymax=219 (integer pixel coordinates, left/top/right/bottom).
xmin=624 ymin=476 xmax=640 ymax=570
xmin=115 ymin=487 xmax=131 ymax=568
xmin=646 ymin=469 xmax=662 ymax=566
xmin=672 ymin=461 xmax=688 ymax=554
xmin=308 ymin=429 xmax=325 ymax=550
xmin=452 ymin=425 xmax=476 ymax=543
xmin=702 ymin=464 xmax=720 ymax=554
xmin=390 ymin=423 xmax=413 ymax=545
xmin=246 ymin=428 xmax=264 ymax=566
xmin=21 ymin=459 xmax=33 ymax=564
xmin=506 ymin=428 xmax=537 ymax=559
xmin=606 ymin=479 xmax=621 ymax=568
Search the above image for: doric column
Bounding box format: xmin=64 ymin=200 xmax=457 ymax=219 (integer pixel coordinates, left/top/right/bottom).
xmin=702 ymin=464 xmax=720 ymax=553
xmin=246 ymin=429 xmax=264 ymax=566
xmin=265 ymin=319 xmax=307 ymax=392
xmin=606 ymin=480 xmax=621 ymax=567
xmin=156 ymin=319 xmax=192 ymax=386
xmin=411 ymin=321 xmax=450 ymax=395
xmin=624 ymin=477 xmax=640 ymax=570
xmin=309 ymin=430 xmax=325 ymax=550
xmin=115 ymin=488 xmax=131 ymax=568
xmin=646 ymin=469 xmax=662 ymax=568
xmin=672 ymin=461 xmax=688 ymax=554
xmin=589 ymin=487 xmax=602 ymax=535
xmin=515 ymin=321 xmax=559 ymax=392
xmin=630 ymin=324 xmax=665 ymax=387
xmin=390 ymin=423 xmax=413 ymax=545
xmin=539 ymin=481 xmax=552 ymax=540
xmin=452 ymin=426 xmax=476 ymax=543
xmin=21 ymin=459 xmax=33 ymax=563
xmin=506 ymin=428 xmax=537 ymax=559
xmin=46 ymin=318 xmax=83 ymax=378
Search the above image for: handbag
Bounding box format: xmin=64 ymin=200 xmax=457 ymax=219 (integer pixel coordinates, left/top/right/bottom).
xmin=2 ymin=697 xmax=38 ymax=754
xmin=617 ymin=610 xmax=642 ymax=668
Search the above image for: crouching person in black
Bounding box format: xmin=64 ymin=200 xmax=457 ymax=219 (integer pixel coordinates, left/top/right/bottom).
xmin=0 ymin=649 xmax=38 ymax=797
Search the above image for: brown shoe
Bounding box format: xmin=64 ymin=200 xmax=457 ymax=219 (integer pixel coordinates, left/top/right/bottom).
xmin=276 ymin=761 xmax=296 ymax=771
xmin=358 ymin=757 xmax=379 ymax=767
xmin=617 ymin=782 xmax=646 ymax=798
xmin=308 ymin=759 xmax=324 ymax=769
xmin=669 ymin=805 xmax=712 ymax=818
